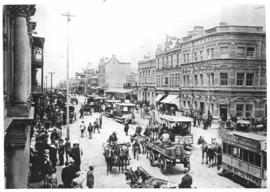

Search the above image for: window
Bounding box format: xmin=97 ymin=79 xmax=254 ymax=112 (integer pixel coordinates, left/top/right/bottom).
xmin=207 ymin=74 xmax=210 ymax=86
xmin=236 ymin=104 xmax=244 ymax=117
xmin=200 ymin=74 xmax=203 ymax=86
xmin=243 ymin=149 xmax=248 ymax=162
xmin=183 ymin=100 xmax=186 ymax=108
xmin=246 ymin=73 xmax=254 ymax=86
xmin=255 ymin=153 xmax=261 ymax=167
xmin=236 ymin=73 xmax=244 ymax=85
xmin=247 ymin=47 xmax=255 ymax=58
xmin=207 ymin=49 xmax=211 ymax=59
xmin=171 ymin=55 xmax=173 ymax=66
xmin=183 ymin=54 xmax=186 ymax=63
xmin=187 ymin=75 xmax=189 ymax=86
xmin=220 ymin=46 xmax=229 ymax=58
xmin=165 ymin=77 xmax=168 ymax=85
xmin=200 ymin=50 xmax=203 ymax=60
xmin=237 ymin=46 xmax=245 ymax=58
xmin=188 ymin=101 xmax=190 ymax=107
xmin=211 ymin=48 xmax=214 ymax=58
xmin=194 ymin=75 xmax=198 ymax=86
xmin=223 ymin=143 xmax=227 ymax=154
xmin=176 ymin=54 xmax=179 ymax=65
xmin=186 ymin=53 xmax=190 ymax=63
xmin=245 ymin=104 xmax=253 ymax=117
xmin=249 ymin=151 xmax=255 ymax=165
xmin=228 ymin=144 xmax=232 ymax=155
xmin=183 ymin=75 xmax=186 ymax=86
xmin=194 ymin=52 xmax=198 ymax=61
xmin=220 ymin=73 xmax=228 ymax=85
xmin=211 ymin=73 xmax=214 ymax=85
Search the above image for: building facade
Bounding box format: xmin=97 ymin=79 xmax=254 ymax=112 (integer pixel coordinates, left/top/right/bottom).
xmin=155 ymin=24 xmax=266 ymax=120
xmin=3 ymin=5 xmax=43 ymax=188
xmin=138 ymin=57 xmax=156 ymax=104
xmin=98 ymin=55 xmax=131 ymax=89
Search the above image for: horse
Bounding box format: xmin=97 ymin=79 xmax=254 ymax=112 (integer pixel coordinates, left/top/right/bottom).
xmin=117 ymin=144 xmax=131 ymax=173
xmin=103 ymin=146 xmax=119 ymax=174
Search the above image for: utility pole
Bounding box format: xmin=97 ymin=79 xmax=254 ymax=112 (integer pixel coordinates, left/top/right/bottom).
xmin=62 ymin=11 xmax=75 ymax=135
xmin=48 ymin=72 xmax=55 ymax=93
xmin=45 ymin=75 xmax=48 ymax=91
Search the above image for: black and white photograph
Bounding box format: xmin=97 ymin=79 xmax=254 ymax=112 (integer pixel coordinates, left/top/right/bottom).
xmin=2 ymin=0 xmax=268 ymax=189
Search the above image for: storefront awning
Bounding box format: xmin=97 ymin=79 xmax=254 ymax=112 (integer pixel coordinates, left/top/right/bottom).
xmin=154 ymin=94 xmax=164 ymax=102
xmin=160 ymin=95 xmax=179 ymax=106
xmin=105 ymin=88 xmax=133 ymax=94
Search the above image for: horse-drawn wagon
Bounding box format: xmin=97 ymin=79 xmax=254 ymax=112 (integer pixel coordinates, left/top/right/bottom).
xmin=125 ymin=166 xmax=178 ymax=188
xmin=103 ymin=142 xmax=131 ymax=174
xmin=146 ymin=141 xmax=191 ymax=174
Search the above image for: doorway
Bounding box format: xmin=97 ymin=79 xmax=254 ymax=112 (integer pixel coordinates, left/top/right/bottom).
xmin=220 ymin=104 xmax=228 ymax=121
xmin=200 ymin=102 xmax=205 ymax=113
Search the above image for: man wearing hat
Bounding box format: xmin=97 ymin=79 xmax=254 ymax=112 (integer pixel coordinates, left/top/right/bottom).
xmin=64 ymin=138 xmax=71 ymax=162
xmin=86 ymin=166 xmax=94 ymax=188
xmin=178 ymin=173 xmax=193 ymax=188
xmin=58 ymin=139 xmax=65 ymax=166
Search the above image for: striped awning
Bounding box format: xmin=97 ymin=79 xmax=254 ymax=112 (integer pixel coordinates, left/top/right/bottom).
xmin=154 ymin=94 xmax=164 ymax=102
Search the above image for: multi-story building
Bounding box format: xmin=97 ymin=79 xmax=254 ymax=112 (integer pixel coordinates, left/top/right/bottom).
xmin=98 ymin=55 xmax=131 ymax=89
xmin=3 ymin=5 xmax=44 ymax=188
xmin=124 ymin=71 xmax=138 ymax=87
xmin=138 ymin=57 xmax=156 ymax=104
xmin=156 ymin=23 xmax=266 ymax=120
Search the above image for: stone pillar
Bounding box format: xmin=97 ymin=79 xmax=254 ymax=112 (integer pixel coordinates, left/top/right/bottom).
xmin=7 ymin=5 xmax=36 ymax=117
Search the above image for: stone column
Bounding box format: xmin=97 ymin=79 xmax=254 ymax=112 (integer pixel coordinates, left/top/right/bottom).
xmin=7 ymin=5 xmax=36 ymax=117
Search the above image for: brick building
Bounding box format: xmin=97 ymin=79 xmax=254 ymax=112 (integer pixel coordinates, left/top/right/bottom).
xmin=155 ymin=23 xmax=266 ymax=120
xmin=138 ymin=57 xmax=156 ymax=104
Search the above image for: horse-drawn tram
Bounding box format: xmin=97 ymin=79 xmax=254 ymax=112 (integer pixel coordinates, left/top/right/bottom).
xmin=114 ymin=102 xmax=136 ymax=124
xmin=221 ymin=131 xmax=267 ymax=187
xmin=104 ymin=99 xmax=121 ymax=117
xmin=159 ymin=115 xmax=194 ymax=146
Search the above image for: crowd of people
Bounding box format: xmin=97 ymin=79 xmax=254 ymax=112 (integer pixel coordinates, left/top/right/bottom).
xmin=28 ymin=92 xmax=95 ymax=188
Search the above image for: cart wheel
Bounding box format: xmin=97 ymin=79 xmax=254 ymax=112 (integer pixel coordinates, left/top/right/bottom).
xmin=160 ymin=156 xmax=167 ymax=174
xmin=150 ymin=153 xmax=155 ymax=167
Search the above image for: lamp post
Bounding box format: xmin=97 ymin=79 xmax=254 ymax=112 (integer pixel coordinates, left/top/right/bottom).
xmin=62 ymin=12 xmax=75 ymax=137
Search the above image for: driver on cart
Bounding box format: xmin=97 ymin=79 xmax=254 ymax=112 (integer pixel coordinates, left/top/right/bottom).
xmin=159 ymin=130 xmax=171 ymax=144
xmin=108 ymin=131 xmax=118 ymax=146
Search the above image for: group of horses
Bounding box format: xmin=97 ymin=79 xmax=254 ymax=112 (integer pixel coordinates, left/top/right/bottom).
xmin=198 ymin=137 xmax=222 ymax=168
xmin=103 ymin=142 xmax=131 ymax=174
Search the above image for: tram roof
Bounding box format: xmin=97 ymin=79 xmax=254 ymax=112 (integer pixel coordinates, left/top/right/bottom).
xmin=160 ymin=115 xmax=193 ymax=123
xmin=105 ymin=99 xmax=121 ymax=103
xmin=230 ymin=131 xmax=266 ymax=142
xmin=115 ymin=103 xmax=135 ymax=107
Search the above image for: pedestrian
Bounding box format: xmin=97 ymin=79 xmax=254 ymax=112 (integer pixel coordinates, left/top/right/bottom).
xmin=178 ymin=173 xmax=193 ymax=188
xmin=99 ymin=115 xmax=102 ymax=129
xmin=61 ymin=161 xmax=77 ymax=188
xmin=58 ymin=139 xmax=65 ymax=166
xmin=64 ymin=138 xmax=71 ymax=162
xmin=44 ymin=165 xmax=57 ymax=188
xmin=70 ymin=143 xmax=83 ymax=172
xmin=88 ymin=122 xmax=93 ymax=139
xmin=124 ymin=122 xmax=129 ymax=136
xmin=42 ymin=154 xmax=52 ymax=179
xmin=86 ymin=166 xmax=94 ymax=188
xmin=49 ymin=144 xmax=58 ymax=168
xmin=80 ymin=121 xmax=86 ymax=138
xmin=93 ymin=119 xmax=100 ymax=133
xmin=79 ymin=107 xmax=84 ymax=119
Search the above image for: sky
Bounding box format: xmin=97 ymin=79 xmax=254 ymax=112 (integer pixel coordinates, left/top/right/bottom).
xmin=29 ymin=0 xmax=266 ymax=86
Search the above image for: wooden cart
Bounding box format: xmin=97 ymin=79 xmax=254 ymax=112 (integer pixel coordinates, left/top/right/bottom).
xmin=147 ymin=142 xmax=191 ymax=174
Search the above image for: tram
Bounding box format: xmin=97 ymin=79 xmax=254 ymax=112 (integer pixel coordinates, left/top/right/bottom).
xmin=221 ymin=131 xmax=267 ymax=187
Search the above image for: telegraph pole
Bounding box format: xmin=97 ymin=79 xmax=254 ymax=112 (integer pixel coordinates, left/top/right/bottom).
xmin=45 ymin=75 xmax=48 ymax=91
xmin=62 ymin=12 xmax=75 ymax=137
xmin=48 ymin=72 xmax=55 ymax=93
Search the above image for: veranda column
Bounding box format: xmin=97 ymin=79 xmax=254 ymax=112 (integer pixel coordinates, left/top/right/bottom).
xmin=8 ymin=5 xmax=36 ymax=116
